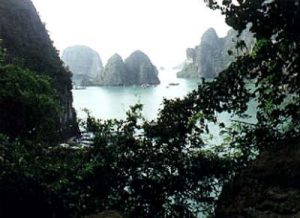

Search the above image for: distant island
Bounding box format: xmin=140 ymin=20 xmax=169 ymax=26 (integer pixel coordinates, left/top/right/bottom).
xmin=61 ymin=45 xmax=104 ymax=86
xmin=177 ymin=27 xmax=255 ymax=79
xmin=62 ymin=48 xmax=160 ymax=86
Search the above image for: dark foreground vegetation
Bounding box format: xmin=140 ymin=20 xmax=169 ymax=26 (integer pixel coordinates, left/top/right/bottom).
xmin=0 ymin=0 xmax=299 ymax=217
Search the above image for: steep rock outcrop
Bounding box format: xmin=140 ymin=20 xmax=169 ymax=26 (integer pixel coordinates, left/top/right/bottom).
xmin=98 ymin=54 xmax=127 ymax=86
xmin=98 ymin=51 xmax=160 ymax=86
xmin=0 ymin=0 xmax=78 ymax=138
xmin=216 ymin=139 xmax=300 ymax=218
xmin=61 ymin=45 xmax=103 ymax=86
xmin=177 ymin=27 xmax=255 ymax=79
xmin=124 ymin=50 xmax=160 ymax=85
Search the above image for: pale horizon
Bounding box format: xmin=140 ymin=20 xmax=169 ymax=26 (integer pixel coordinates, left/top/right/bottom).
xmin=31 ymin=0 xmax=230 ymax=68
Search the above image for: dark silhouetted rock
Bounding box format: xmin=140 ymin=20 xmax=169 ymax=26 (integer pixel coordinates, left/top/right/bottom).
xmin=0 ymin=0 xmax=78 ymax=138
xmin=216 ymin=139 xmax=300 ymax=218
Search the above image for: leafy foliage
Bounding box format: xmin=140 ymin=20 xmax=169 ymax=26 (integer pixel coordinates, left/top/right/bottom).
xmin=82 ymin=105 xmax=233 ymax=217
xmin=202 ymin=0 xmax=300 ymax=147
xmin=0 ymin=50 xmax=61 ymax=143
xmin=0 ymin=134 xmax=93 ymax=217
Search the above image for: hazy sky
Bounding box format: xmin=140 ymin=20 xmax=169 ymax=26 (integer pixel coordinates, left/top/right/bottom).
xmin=31 ymin=0 xmax=230 ymax=67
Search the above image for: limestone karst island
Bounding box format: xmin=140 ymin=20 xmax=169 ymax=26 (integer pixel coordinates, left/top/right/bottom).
xmin=62 ymin=46 xmax=160 ymax=87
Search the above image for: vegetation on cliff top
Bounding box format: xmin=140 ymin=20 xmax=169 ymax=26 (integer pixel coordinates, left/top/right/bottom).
xmin=0 ymin=0 xmax=77 ymax=138
xmin=0 ymin=49 xmax=60 ymax=143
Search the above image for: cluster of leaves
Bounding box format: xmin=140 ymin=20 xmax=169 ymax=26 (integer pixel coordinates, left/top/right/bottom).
xmin=0 ymin=103 xmax=234 ymax=218
xmin=0 ymin=133 xmax=95 ymax=218
xmin=202 ymin=0 xmax=300 ymax=148
xmin=0 ymin=49 xmax=61 ymax=143
xmin=82 ymin=104 xmax=234 ymax=217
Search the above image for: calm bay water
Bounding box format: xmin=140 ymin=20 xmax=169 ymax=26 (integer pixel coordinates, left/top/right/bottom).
xmin=72 ymin=69 xmax=199 ymax=120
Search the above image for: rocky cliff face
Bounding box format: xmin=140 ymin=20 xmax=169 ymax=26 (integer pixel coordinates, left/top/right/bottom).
xmin=61 ymin=45 xmax=103 ymax=86
xmin=98 ymin=50 xmax=160 ymax=86
xmin=124 ymin=50 xmax=160 ymax=85
xmin=0 ymin=0 xmax=78 ymax=138
xmin=177 ymin=27 xmax=255 ymax=79
xmin=98 ymin=54 xmax=128 ymax=86
xmin=216 ymin=139 xmax=300 ymax=218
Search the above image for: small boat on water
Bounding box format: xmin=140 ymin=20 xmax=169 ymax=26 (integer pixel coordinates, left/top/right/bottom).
xmin=74 ymin=85 xmax=86 ymax=90
xmin=168 ymin=82 xmax=180 ymax=86
xmin=141 ymin=84 xmax=151 ymax=88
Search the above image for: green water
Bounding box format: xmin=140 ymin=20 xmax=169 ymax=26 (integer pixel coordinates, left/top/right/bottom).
xmin=72 ymin=69 xmax=199 ymax=120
